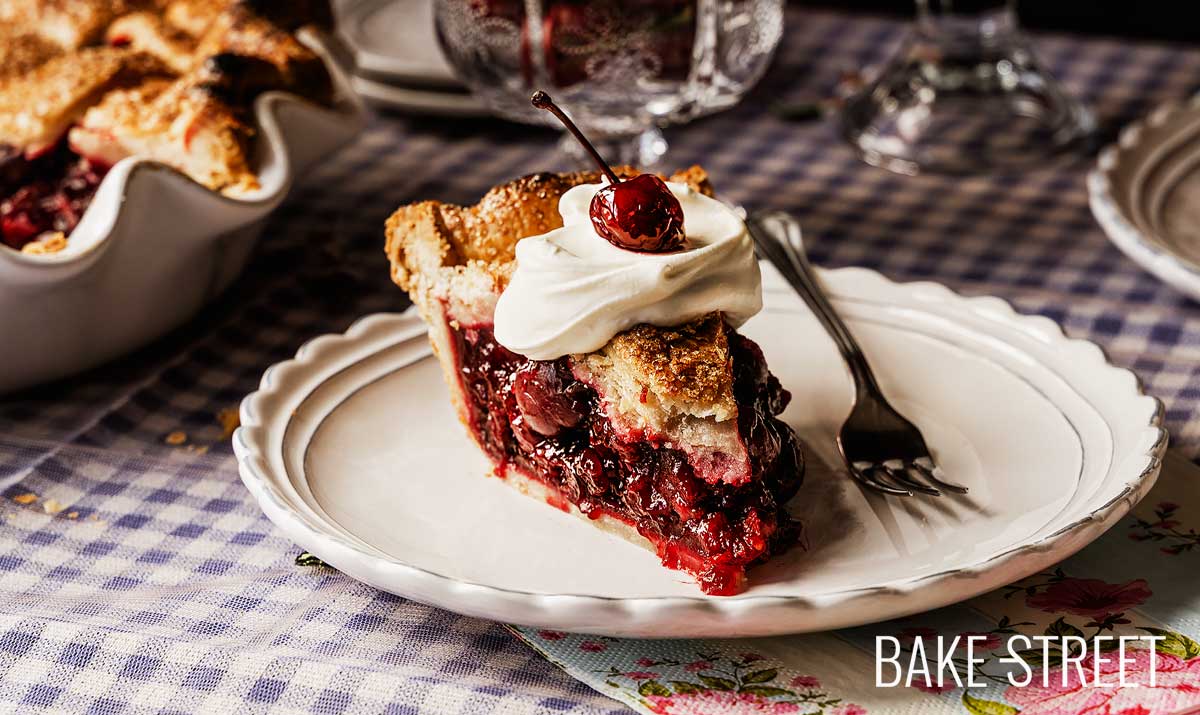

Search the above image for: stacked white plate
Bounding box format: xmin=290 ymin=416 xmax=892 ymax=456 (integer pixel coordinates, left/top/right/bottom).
xmin=336 ymin=0 xmax=489 ymax=116
xmin=1090 ymin=95 xmax=1200 ymax=299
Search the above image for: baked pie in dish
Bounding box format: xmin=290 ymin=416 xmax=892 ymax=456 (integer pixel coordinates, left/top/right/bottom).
xmin=385 ymin=149 xmax=806 ymax=594
xmin=0 ymin=0 xmax=335 ymax=253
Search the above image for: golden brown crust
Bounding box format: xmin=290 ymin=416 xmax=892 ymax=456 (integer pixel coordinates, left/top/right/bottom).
xmin=0 ymin=0 xmax=332 ymax=195
xmin=194 ymin=2 xmax=332 ymax=101
xmin=599 ymin=312 xmax=733 ymax=417
xmin=0 ymin=47 xmax=171 ymax=150
xmin=0 ymin=0 xmax=142 ymax=48
xmin=162 ymin=0 xmax=226 ymax=36
xmin=70 ymin=75 xmax=258 ymax=193
xmin=106 ymin=11 xmax=200 ymax=73
xmin=0 ymin=30 xmax=63 ymax=80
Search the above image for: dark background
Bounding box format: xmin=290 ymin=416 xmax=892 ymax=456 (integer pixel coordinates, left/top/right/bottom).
xmin=804 ymin=1 xmax=1198 ymax=44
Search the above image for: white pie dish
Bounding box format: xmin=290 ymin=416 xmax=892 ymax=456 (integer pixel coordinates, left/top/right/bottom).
xmin=1089 ymin=94 xmax=1200 ymax=300
xmin=234 ymin=264 xmax=1165 ymax=638
xmin=0 ymin=32 xmax=367 ymax=394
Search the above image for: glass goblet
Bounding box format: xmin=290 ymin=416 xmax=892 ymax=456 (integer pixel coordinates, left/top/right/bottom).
xmin=434 ymin=0 xmax=784 ymax=168
xmin=840 ymin=0 xmax=1095 ymax=175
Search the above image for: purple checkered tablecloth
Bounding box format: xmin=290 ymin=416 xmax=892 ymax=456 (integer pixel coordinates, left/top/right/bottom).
xmin=3 ymin=9 xmax=1200 ymax=714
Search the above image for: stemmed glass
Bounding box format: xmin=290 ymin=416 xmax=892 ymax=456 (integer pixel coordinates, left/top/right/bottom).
xmin=433 ymin=0 xmax=783 ymax=168
xmin=841 ymin=0 xmax=1095 ymax=175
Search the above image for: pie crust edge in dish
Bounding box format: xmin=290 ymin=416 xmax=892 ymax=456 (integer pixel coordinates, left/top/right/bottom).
xmin=0 ymin=0 xmax=341 ymax=253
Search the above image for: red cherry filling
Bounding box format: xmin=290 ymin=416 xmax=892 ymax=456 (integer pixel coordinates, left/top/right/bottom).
xmin=590 ymin=173 xmax=686 ymax=253
xmin=450 ymin=320 xmax=804 ymax=595
xmin=0 ymin=140 xmax=108 ymax=250
xmin=512 ymin=362 xmax=589 ymax=438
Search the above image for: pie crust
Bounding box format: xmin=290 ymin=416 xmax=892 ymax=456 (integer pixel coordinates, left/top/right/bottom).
xmin=0 ymin=0 xmax=334 ymax=250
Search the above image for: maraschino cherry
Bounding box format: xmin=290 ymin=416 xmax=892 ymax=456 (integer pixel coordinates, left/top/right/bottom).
xmin=531 ymin=91 xmax=686 ymax=253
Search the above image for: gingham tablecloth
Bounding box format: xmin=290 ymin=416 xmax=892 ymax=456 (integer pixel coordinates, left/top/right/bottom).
xmin=3 ymin=9 xmax=1200 ymax=714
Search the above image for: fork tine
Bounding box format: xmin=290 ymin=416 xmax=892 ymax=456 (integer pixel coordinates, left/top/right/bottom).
xmin=849 ymin=464 xmax=912 ymax=496
xmin=911 ymin=461 xmax=969 ymax=494
xmin=867 ymin=466 xmax=917 ymax=496
xmin=881 ymin=464 xmax=942 ymax=496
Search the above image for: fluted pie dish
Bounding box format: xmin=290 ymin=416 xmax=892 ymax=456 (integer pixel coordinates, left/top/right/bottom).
xmin=0 ymin=0 xmax=365 ymax=392
xmin=1 ymin=0 xmax=338 ymax=252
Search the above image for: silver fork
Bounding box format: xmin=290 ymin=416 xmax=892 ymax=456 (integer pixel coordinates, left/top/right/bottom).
xmin=746 ymin=211 xmax=967 ymax=497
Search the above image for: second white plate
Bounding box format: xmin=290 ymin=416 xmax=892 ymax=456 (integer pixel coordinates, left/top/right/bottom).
xmin=1090 ymin=95 xmax=1200 ymax=299
xmin=235 ymin=266 xmax=1165 ymax=637
xmin=337 ymin=0 xmax=460 ymax=87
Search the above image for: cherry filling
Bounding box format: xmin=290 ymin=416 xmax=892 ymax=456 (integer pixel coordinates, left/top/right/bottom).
xmin=451 ymin=322 xmax=804 ymax=595
xmin=0 ymin=141 xmax=109 ymax=250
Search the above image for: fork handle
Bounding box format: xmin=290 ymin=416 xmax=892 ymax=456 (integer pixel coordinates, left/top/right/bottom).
xmin=749 ymin=212 xmax=883 ymax=398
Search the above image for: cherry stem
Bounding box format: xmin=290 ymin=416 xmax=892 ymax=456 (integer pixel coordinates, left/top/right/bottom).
xmin=531 ymin=91 xmax=621 ymax=185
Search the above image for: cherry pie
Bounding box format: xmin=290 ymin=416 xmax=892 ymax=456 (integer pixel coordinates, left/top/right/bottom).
xmin=0 ymin=0 xmax=334 ymax=252
xmin=385 ymin=168 xmax=805 ymax=595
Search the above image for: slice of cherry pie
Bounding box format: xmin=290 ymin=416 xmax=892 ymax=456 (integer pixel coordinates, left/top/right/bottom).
xmin=385 ymin=167 xmax=805 ymax=595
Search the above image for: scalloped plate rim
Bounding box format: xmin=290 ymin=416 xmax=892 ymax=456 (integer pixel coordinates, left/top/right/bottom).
xmin=1088 ymin=93 xmax=1200 ymax=297
xmin=234 ymin=266 xmax=1165 ymax=636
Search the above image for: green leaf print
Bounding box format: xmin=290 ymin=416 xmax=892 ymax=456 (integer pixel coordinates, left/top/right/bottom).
xmin=669 ymin=681 xmax=704 ymax=694
xmin=962 ymin=691 xmax=1019 ymax=715
xmin=1045 ymin=617 xmax=1084 ymax=640
xmin=637 ymin=680 xmax=672 ymax=697
xmin=698 ymin=674 xmax=737 ymax=691
xmin=742 ymin=668 xmax=779 ymax=684
xmin=294 ymin=552 xmax=330 ymax=568
xmin=740 ymin=686 xmax=792 ymax=697
xmin=1139 ymin=627 xmax=1200 ymax=660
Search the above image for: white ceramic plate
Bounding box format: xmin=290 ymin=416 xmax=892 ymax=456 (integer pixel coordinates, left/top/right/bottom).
xmin=235 ymin=265 xmax=1165 ymax=638
xmin=0 ymin=33 xmax=367 ymax=394
xmin=1089 ymin=95 xmax=1200 ymax=300
xmin=350 ymin=74 xmax=489 ymax=117
xmin=337 ymin=0 xmax=461 ymax=88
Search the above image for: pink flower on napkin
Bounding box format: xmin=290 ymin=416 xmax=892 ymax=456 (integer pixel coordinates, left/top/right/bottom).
xmin=636 ymin=658 xmax=657 ymax=667
xmin=831 ymin=706 xmax=867 ymax=715
xmin=684 ymin=660 xmax=711 ymax=672
xmin=537 ymin=630 xmax=566 ymax=641
xmin=789 ymin=675 xmax=820 ymax=688
xmin=579 ymin=640 xmax=607 ymax=652
xmin=1026 ymin=578 xmax=1152 ymax=618
xmin=645 ymin=691 xmax=800 ymax=714
xmin=624 ymin=671 xmax=660 ymax=680
xmin=1004 ymin=650 xmax=1200 ymax=715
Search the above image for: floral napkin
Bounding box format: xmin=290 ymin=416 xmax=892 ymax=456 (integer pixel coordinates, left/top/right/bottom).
xmin=510 ymin=451 xmax=1200 ymax=715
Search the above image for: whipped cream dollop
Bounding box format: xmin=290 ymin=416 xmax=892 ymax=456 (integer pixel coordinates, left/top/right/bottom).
xmin=493 ymin=181 xmax=762 ymax=360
